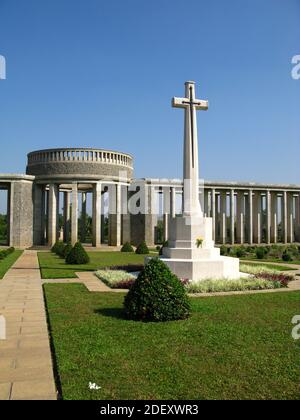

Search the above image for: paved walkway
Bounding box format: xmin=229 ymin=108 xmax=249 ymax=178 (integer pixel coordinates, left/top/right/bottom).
xmin=0 ymin=251 xmax=56 ymax=400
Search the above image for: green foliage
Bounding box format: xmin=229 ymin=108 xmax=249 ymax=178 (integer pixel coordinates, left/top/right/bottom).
xmin=135 ymin=241 xmax=149 ymax=255
xmin=282 ymin=250 xmax=293 ymax=262
xmin=124 ymin=258 xmax=190 ymax=322
xmin=0 ymin=247 xmax=15 ymax=260
xmin=255 ymin=247 xmax=268 ymax=260
xmin=220 ymin=245 xmax=228 ymax=256
xmin=187 ymin=277 xmax=282 ymax=293
xmin=51 ymin=241 xmax=63 ymax=255
xmin=121 ymin=242 xmax=134 ymax=253
xmin=65 ymin=242 xmax=90 ymax=265
xmin=63 ymin=242 xmax=73 ymax=258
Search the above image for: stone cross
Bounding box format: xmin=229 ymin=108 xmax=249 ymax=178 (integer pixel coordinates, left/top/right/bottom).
xmin=172 ymin=81 xmax=208 ymax=217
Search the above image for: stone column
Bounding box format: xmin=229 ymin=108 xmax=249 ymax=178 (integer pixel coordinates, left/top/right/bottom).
xmin=92 ymin=183 xmax=101 ymax=247
xmin=270 ymin=192 xmax=278 ymax=243
xmin=163 ymin=187 xmax=171 ymax=242
xmin=230 ymin=189 xmax=235 ymax=245
xmin=220 ymin=191 xmax=227 ymax=244
xmin=282 ymin=191 xmax=288 ymax=244
xmin=295 ymin=194 xmax=300 ymax=242
xmin=109 ymin=184 xmax=122 ymax=246
xmin=80 ymin=192 xmax=87 ymax=243
xmin=63 ymin=191 xmax=71 ymax=243
xmin=121 ymin=185 xmax=131 ymax=244
xmin=48 ymin=183 xmax=59 ymax=247
xmin=287 ymin=193 xmax=294 ymax=243
xmin=266 ymin=190 xmax=271 ymax=245
xmin=247 ymin=189 xmax=253 ymax=245
xmin=236 ymin=191 xmax=244 ymax=244
xmin=170 ymin=187 xmax=176 ymax=218
xmin=71 ymin=183 xmax=78 ymax=245
xmin=211 ymin=189 xmax=216 ymax=241
xmin=33 ymin=184 xmax=45 ymax=246
xmin=253 ymin=192 xmax=262 ymax=244
xmin=204 ymin=189 xmax=209 ymax=217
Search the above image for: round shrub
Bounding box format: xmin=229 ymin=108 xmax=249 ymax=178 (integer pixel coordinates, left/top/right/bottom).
xmin=65 ymin=242 xmax=90 ymax=265
xmin=56 ymin=241 xmax=66 ymax=258
xmin=51 ymin=240 xmax=61 ymax=254
xmin=121 ymin=242 xmax=134 ymax=253
xmin=63 ymin=242 xmax=73 ymax=258
xmin=123 ymin=258 xmax=190 ymax=322
xmin=255 ymin=247 xmax=267 ymax=260
xmin=135 ymin=241 xmax=149 ymax=255
xmin=235 ymin=246 xmax=247 ymax=258
xmin=282 ymin=251 xmax=293 ymax=262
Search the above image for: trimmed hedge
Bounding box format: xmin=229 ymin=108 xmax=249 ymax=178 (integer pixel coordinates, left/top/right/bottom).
xmin=65 ymin=242 xmax=90 ymax=265
xmin=63 ymin=242 xmax=73 ymax=258
xmin=121 ymin=242 xmax=134 ymax=253
xmin=124 ymin=258 xmax=190 ymax=322
xmin=135 ymin=241 xmax=149 ymax=255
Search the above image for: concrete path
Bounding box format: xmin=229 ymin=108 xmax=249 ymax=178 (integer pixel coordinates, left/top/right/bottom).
xmin=0 ymin=251 xmax=57 ymax=400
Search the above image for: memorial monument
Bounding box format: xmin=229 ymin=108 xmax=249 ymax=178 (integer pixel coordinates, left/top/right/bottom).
xmin=161 ymin=81 xmax=240 ymax=281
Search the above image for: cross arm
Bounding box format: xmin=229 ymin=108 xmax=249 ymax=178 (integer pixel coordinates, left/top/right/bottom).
xmin=172 ymin=97 xmax=188 ymax=108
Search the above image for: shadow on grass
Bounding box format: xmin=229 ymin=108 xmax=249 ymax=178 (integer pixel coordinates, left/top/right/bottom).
xmin=94 ymin=307 xmax=127 ymax=320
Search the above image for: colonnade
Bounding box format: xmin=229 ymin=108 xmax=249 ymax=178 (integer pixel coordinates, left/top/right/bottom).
xmin=152 ymin=182 xmax=300 ymax=245
xmin=38 ymin=182 xmax=126 ymax=247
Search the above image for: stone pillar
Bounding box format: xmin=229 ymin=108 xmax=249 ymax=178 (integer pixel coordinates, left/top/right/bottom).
xmin=109 ymin=184 xmax=122 ymax=246
xmin=92 ymin=183 xmax=101 ymax=247
xmin=121 ymin=185 xmax=131 ymax=244
xmin=63 ymin=191 xmax=71 ymax=243
xmin=295 ymin=194 xmax=300 ymax=242
xmin=211 ymin=189 xmax=216 ymax=241
xmin=266 ymin=190 xmax=271 ymax=245
xmin=282 ymin=191 xmax=288 ymax=244
xmin=247 ymin=189 xmax=253 ymax=245
xmin=287 ymin=193 xmax=294 ymax=243
xmin=80 ymin=192 xmax=87 ymax=243
xmin=171 ymin=187 xmax=176 ymax=218
xmin=230 ymin=189 xmax=235 ymax=245
xmin=48 ymin=183 xmax=59 ymax=247
xmin=236 ymin=191 xmax=244 ymax=244
xmin=163 ymin=187 xmax=171 ymax=242
xmin=33 ymin=184 xmax=45 ymax=246
xmin=253 ymin=192 xmax=262 ymax=244
xmin=101 ymin=192 xmax=105 ymax=244
xmin=204 ymin=189 xmax=209 ymax=217
xmin=71 ymin=183 xmax=78 ymax=245
xmin=270 ymin=192 xmax=278 ymax=243
xmin=220 ymin=191 xmax=227 ymax=244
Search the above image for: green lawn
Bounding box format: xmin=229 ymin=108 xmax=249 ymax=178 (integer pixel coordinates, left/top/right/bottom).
xmin=0 ymin=250 xmax=23 ymax=279
xmin=44 ymin=284 xmax=300 ymax=400
xmin=38 ymin=251 xmax=158 ymax=279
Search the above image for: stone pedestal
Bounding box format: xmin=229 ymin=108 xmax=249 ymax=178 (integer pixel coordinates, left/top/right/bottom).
xmin=160 ymin=216 xmax=239 ymax=281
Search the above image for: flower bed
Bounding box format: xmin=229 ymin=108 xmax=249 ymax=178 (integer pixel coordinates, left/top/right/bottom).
xmin=95 ymin=270 xmax=138 ymax=289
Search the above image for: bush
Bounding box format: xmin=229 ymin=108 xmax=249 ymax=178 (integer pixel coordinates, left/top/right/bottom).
xmin=135 ymin=241 xmax=149 ymax=255
xmin=63 ymin=242 xmax=73 ymax=258
xmin=65 ymin=242 xmax=90 ymax=265
xmin=282 ymin=251 xmax=293 ymax=262
xmin=51 ymin=241 xmax=64 ymax=255
xmin=220 ymin=245 xmax=228 ymax=256
xmin=235 ymin=246 xmax=247 ymax=258
xmin=121 ymin=242 xmax=134 ymax=253
xmin=255 ymin=247 xmax=267 ymax=260
xmin=56 ymin=241 xmax=66 ymax=258
xmin=124 ymin=258 xmax=190 ymax=322
xmin=254 ymin=272 xmax=292 ymax=288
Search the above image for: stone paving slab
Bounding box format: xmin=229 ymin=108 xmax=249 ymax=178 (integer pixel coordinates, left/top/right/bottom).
xmin=0 ymin=250 xmax=57 ymax=400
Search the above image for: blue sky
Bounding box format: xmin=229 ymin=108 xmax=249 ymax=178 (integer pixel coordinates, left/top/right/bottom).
xmin=0 ymin=0 xmax=299 ymax=184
